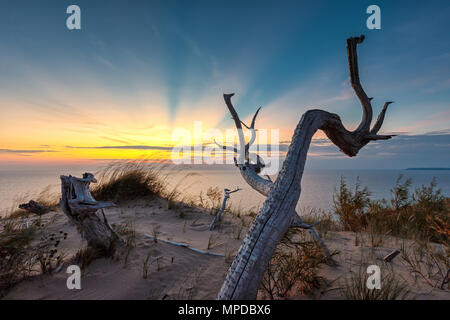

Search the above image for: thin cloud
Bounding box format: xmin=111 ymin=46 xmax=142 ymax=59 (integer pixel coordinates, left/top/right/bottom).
xmin=65 ymin=145 xmax=174 ymax=151
xmin=99 ymin=136 xmax=134 ymax=144
xmin=0 ymin=149 xmax=56 ymax=154
xmin=424 ymin=129 xmax=450 ymax=135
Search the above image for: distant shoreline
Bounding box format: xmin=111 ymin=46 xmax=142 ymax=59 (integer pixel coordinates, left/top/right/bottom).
xmin=406 ymin=168 xmax=450 ymax=171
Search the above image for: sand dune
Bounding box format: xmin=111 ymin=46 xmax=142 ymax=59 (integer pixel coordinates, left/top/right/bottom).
xmin=3 ymin=196 xmax=449 ymax=300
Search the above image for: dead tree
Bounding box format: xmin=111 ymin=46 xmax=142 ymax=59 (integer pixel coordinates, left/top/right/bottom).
xmin=209 ymin=187 xmax=242 ymax=231
xmin=60 ymin=173 xmax=120 ymax=253
xmin=217 ymin=35 xmax=395 ymax=299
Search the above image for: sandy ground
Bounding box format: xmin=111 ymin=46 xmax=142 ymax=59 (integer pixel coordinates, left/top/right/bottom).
xmin=2 ymin=197 xmax=449 ymax=300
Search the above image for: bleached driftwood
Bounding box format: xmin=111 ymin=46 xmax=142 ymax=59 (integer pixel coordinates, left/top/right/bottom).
xmin=209 ymin=187 xmax=241 ymax=231
xmin=215 ymin=99 xmax=332 ymax=257
xmin=215 ymin=99 xmax=331 ymax=258
xmin=60 ymin=173 xmax=120 ymax=252
xmin=217 ymin=35 xmax=395 ymax=300
xmin=19 ymin=200 xmax=50 ymax=216
xmin=143 ymin=234 xmax=225 ymax=257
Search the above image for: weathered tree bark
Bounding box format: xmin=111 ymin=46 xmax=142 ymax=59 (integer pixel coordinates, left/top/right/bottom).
xmin=217 ymin=35 xmax=395 ymax=299
xmin=215 ymin=93 xmax=331 ymax=258
xmin=60 ymin=173 xmax=120 ymax=253
xmin=209 ymin=187 xmax=241 ymax=231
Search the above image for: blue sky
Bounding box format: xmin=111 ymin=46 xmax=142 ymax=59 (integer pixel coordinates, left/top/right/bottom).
xmin=0 ymin=0 xmax=449 ymax=169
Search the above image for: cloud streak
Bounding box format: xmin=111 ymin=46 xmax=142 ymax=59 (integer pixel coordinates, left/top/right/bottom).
xmin=0 ymin=149 xmax=55 ymax=153
xmin=65 ymin=145 xmax=174 ymax=151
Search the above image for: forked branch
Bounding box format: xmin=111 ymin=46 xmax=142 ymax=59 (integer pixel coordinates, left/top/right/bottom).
xmin=217 ymin=35 xmax=395 ymax=300
xmin=214 ymin=104 xmax=262 ymax=165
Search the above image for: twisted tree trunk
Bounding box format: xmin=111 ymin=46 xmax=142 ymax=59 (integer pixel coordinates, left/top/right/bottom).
xmin=60 ymin=173 xmax=120 ymax=253
xmin=217 ymin=35 xmax=395 ymax=299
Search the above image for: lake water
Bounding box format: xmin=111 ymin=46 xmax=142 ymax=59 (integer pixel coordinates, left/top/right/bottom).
xmin=0 ymin=164 xmax=449 ymax=217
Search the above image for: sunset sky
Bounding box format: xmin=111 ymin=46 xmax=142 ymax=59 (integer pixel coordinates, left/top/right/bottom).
xmin=0 ymin=0 xmax=449 ymax=169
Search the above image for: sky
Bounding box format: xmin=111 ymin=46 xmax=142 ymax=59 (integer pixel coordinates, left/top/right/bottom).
xmin=0 ymin=0 xmax=449 ymax=169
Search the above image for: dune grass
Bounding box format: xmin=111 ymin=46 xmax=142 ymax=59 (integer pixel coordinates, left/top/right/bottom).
xmin=91 ymin=161 xmax=170 ymax=202
xmin=332 ymin=175 xmax=449 ymax=245
xmin=91 ymin=161 xmax=208 ymax=218
xmin=332 ymin=175 xmax=449 ymax=293
xmin=0 ymin=217 xmax=68 ymax=297
xmin=0 ymin=219 xmax=36 ymax=295
xmin=2 ymin=160 xmax=448 ymax=299
xmin=42 ymin=162 xmax=449 ymax=248
xmin=5 ymin=185 xmax=60 ymax=219
xmin=343 ymin=265 xmax=410 ymax=300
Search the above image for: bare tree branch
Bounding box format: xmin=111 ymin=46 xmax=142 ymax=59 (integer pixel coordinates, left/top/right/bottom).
xmin=347 ymin=35 xmax=372 ymax=133
xmin=371 ymin=101 xmax=394 ymax=134
xmin=217 ymin=35 xmax=395 ymax=300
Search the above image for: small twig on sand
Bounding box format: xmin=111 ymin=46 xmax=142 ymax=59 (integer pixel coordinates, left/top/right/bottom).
xmin=143 ymin=234 xmax=224 ymax=257
xmin=383 ymin=249 xmax=401 ymax=263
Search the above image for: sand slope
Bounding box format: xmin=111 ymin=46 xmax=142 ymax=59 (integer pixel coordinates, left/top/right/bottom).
xmin=3 ymin=197 xmax=449 ymax=300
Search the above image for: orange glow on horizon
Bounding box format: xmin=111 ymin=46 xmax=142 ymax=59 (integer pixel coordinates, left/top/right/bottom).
xmin=0 ymin=92 xmax=333 ymax=164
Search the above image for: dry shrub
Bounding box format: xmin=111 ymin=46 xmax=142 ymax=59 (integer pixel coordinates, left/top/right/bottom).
xmin=400 ymin=240 xmax=449 ymax=290
xmin=35 ymin=230 xmax=67 ymax=274
xmin=260 ymin=230 xmax=329 ymax=299
xmin=112 ymin=220 xmax=137 ymax=267
xmin=299 ymin=207 xmax=338 ymax=238
xmin=333 ymin=177 xmax=371 ymax=232
xmin=333 ymin=175 xmax=449 ymax=244
xmin=334 ymin=175 xmax=449 ymax=293
xmin=197 ymin=187 xmax=227 ymax=220
xmin=0 ymin=218 xmax=67 ymax=297
xmin=206 ymin=187 xmax=222 ymax=210
xmin=73 ymin=247 xmax=99 ymax=270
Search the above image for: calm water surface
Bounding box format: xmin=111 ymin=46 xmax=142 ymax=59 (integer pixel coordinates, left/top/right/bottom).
xmin=1 ymin=165 xmax=449 ymax=216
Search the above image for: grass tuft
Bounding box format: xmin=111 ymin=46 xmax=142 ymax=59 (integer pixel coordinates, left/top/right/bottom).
xmin=92 ymin=161 xmax=169 ymax=202
xmin=260 ymin=229 xmax=330 ymax=299
xmin=333 ymin=175 xmax=449 ymax=245
xmin=343 ymin=266 xmax=410 ymax=300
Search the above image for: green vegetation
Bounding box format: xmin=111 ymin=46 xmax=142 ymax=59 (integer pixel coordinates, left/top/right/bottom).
xmin=332 ymin=175 xmax=449 ymax=292
xmin=333 ymin=175 xmax=449 ymax=245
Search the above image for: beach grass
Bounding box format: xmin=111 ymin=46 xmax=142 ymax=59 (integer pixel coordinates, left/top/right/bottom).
xmin=1 ymin=161 xmax=449 ymax=299
xmin=332 ymin=175 xmax=449 ymax=245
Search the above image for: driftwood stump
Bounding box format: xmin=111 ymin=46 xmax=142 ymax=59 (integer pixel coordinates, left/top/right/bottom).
xmin=60 ymin=173 xmax=120 ymax=253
